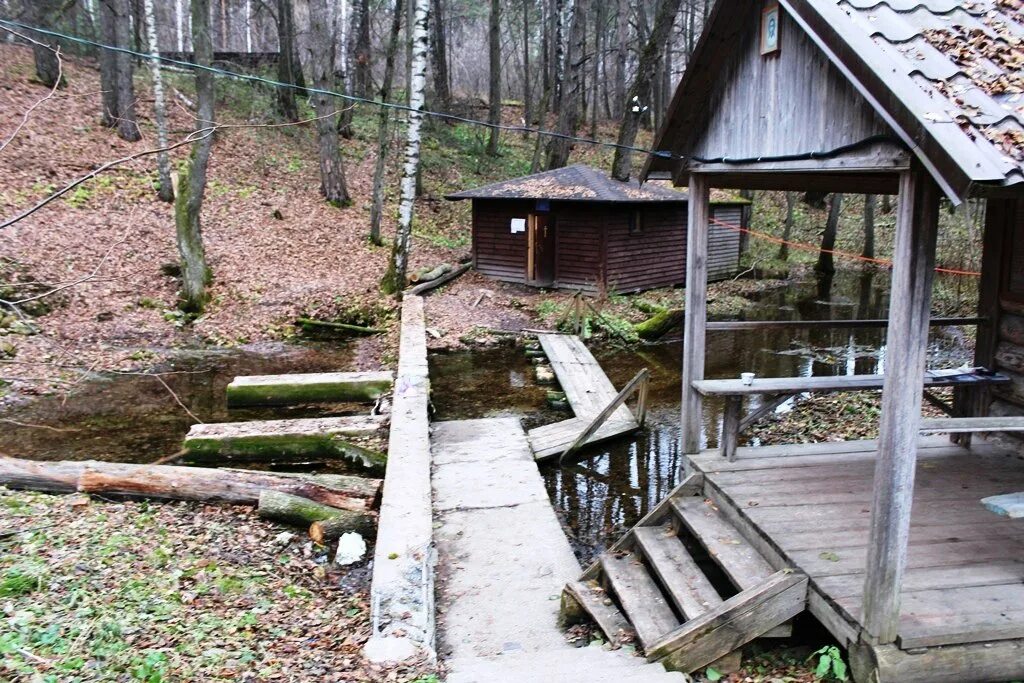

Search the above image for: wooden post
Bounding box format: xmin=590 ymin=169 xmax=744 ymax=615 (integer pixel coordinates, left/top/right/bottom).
xmin=720 ymin=396 xmax=741 ymax=461
xmin=861 ymin=169 xmax=939 ymax=644
xmin=681 ymin=174 xmax=710 ymax=455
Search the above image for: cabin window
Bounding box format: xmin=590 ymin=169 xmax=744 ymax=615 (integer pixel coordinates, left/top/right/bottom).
xmin=629 ymin=209 xmax=644 ymax=235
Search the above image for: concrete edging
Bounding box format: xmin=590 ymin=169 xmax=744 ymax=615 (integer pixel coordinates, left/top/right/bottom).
xmin=364 ymin=295 xmax=436 ymax=663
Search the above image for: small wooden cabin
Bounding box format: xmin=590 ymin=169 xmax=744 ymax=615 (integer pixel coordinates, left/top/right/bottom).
xmin=555 ymin=1 xmax=1024 ymax=682
xmin=446 ymin=165 xmax=749 ymax=293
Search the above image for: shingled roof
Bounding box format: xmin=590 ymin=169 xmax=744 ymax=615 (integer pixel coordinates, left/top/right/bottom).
xmin=446 ymin=164 xmax=691 ymax=203
xmin=646 ymin=0 xmax=1024 ymax=201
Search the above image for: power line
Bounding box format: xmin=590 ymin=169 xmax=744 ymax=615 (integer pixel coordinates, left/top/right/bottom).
xmin=0 ymin=17 xmax=676 ymax=162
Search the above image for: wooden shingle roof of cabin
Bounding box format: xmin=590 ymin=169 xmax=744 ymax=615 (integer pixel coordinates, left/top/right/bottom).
xmin=645 ymin=0 xmax=1024 ymax=201
xmin=446 ymin=164 xmax=699 ymax=203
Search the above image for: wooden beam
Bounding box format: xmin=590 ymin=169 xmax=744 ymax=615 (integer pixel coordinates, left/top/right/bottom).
xmin=559 ymin=368 xmax=649 ymax=463
xmin=861 ymin=168 xmax=940 ymax=644
xmin=706 ymin=317 xmax=984 ymax=331
xmin=682 ymin=174 xmax=710 ymax=455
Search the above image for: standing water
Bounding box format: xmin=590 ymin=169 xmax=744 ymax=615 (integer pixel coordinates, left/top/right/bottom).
xmin=430 ymin=271 xmax=974 ymax=562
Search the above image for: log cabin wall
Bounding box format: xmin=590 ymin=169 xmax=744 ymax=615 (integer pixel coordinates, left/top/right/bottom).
xmin=471 ymin=199 xmax=533 ymax=285
xmin=553 ymin=204 xmax=605 ymax=294
xmin=990 ymin=198 xmax=1024 ymax=422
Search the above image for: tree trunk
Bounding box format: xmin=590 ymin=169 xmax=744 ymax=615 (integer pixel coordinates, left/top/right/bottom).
xmin=369 ymin=0 xmax=405 ymax=246
xmin=816 ymin=193 xmax=843 ymax=276
xmin=609 ymin=0 xmax=682 ymax=180
xmin=381 ymin=0 xmax=428 ymax=295
xmin=615 ymin=0 xmax=627 ymax=118
xmin=275 ymin=0 xmax=299 ymax=121
xmin=258 ymin=490 xmax=373 ymax=529
xmin=429 ymin=0 xmax=450 ymax=111
xmin=143 ymin=0 xmax=173 ymax=201
xmin=545 ymin=0 xmax=587 ymax=170
xmin=353 ymin=0 xmax=371 ymax=98
xmin=103 ymin=0 xmax=141 ymax=141
xmin=98 ymin=0 xmax=120 ymax=127
xmin=529 ymin=77 xmax=552 ymax=173
xmin=0 ymin=456 xmax=381 ymax=511
xmin=778 ymin=191 xmax=796 ymax=261
xmin=881 ymin=193 xmax=892 ymax=214
xmin=522 ymin=0 xmax=532 ymax=128
xmin=486 ymin=0 xmax=502 ymax=155
xmin=307 ymin=0 xmax=351 ymax=205
xmin=589 ymin=0 xmax=604 ymax=139
xmin=26 ymin=0 xmax=65 ymax=89
xmin=175 ymin=0 xmax=215 ymax=314
xmin=863 ymin=193 xmax=876 ymax=259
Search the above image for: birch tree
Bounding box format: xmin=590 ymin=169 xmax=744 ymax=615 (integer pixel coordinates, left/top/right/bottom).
xmin=142 ymin=0 xmax=173 ymax=201
xmin=175 ymin=0 xmax=215 ymax=313
xmin=307 ymin=0 xmax=351 ymax=205
xmin=610 ymin=0 xmax=682 ymax=180
xmin=369 ymin=0 xmax=404 ymax=245
xmin=381 ymin=0 xmax=428 ymax=295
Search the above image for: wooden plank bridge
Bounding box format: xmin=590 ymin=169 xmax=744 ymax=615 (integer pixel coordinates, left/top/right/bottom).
xmin=527 ymin=334 xmax=642 ymax=462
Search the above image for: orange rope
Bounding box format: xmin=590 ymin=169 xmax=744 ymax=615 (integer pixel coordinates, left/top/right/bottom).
xmin=709 ymin=217 xmax=981 ymax=277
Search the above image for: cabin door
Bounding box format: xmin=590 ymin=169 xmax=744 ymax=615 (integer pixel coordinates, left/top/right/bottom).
xmin=528 ymin=213 xmax=555 ymax=286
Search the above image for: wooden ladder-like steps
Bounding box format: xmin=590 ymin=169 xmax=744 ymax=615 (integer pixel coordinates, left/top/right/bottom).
xmin=561 ymin=478 xmax=808 ymax=674
xmin=600 ymin=553 xmax=680 ymax=649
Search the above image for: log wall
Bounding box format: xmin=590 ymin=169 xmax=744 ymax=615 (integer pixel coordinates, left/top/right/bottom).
xmin=992 ymin=199 xmax=1024 ymax=421
xmin=471 ymin=199 xmax=745 ymax=293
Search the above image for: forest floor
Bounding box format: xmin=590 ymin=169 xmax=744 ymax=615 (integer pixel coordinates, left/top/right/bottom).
xmin=0 ymin=488 xmax=434 ymax=683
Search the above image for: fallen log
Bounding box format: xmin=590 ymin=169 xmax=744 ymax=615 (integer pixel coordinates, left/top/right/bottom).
xmin=309 ymin=513 xmax=375 ymax=543
xmin=296 ymin=318 xmax=385 ymax=336
xmin=634 ymin=307 xmax=685 ymax=341
xmin=258 ymin=490 xmax=374 ymax=530
xmin=0 ymin=457 xmax=381 ymax=512
xmin=409 ymin=263 xmax=452 ymax=284
xmin=226 ymin=371 xmax=394 ymax=407
xmin=407 ymin=263 xmax=471 ymax=296
xmin=183 ymin=416 xmax=387 ymax=472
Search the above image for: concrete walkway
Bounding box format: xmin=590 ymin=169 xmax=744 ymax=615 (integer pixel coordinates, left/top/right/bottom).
xmin=431 ymin=417 xmax=687 ymax=683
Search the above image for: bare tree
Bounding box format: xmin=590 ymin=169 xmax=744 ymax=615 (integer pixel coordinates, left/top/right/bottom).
xmin=486 ymin=0 xmax=501 ymax=155
xmin=778 ymin=191 xmax=796 ymax=261
xmin=381 ymin=0 xmax=428 ymax=295
xmin=816 ymin=193 xmax=843 ymax=276
xmin=98 ymin=0 xmax=141 ymax=141
xmin=610 ymin=0 xmax=682 ymax=180
xmin=429 ymin=0 xmax=451 ymax=111
xmin=369 ymin=0 xmax=405 ymax=246
xmin=275 ymin=0 xmax=299 ymax=121
xmin=545 ymin=0 xmax=586 ymax=170
xmin=352 ymin=0 xmax=371 ymax=98
xmin=521 ymin=0 xmax=532 ymax=127
xmin=175 ymin=0 xmax=215 ymax=313
xmin=614 ymin=0 xmax=627 ymax=118
xmin=862 ymin=194 xmax=876 ymax=259
xmin=142 ymin=0 xmax=173 ymax=201
xmin=25 ymin=0 xmax=65 ymax=89
xmin=307 ymin=0 xmax=351 ymax=205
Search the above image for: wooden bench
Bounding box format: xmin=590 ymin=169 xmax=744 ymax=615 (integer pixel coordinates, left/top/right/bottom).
xmin=693 ymin=369 xmax=1010 ymax=461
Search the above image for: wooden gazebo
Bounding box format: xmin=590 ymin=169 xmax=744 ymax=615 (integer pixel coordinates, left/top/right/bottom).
xmin=558 ymin=1 xmax=1024 ymax=680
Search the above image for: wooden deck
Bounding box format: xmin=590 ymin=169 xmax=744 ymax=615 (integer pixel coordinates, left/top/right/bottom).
xmin=687 ymin=437 xmax=1024 ymax=677
xmin=527 ymin=334 xmax=639 ymax=461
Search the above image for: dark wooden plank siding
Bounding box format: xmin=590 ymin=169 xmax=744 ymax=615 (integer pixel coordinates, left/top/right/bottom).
xmin=605 ymin=206 xmax=687 ymax=293
xmin=472 ymin=199 xmax=531 ymax=284
xmin=554 ymin=206 xmax=604 ymax=293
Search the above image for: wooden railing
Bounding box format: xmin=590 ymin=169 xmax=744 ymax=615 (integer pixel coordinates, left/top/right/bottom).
xmin=706 ymin=317 xmax=984 ymax=331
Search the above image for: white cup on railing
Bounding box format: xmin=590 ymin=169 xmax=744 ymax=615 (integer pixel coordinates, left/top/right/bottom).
xmin=741 ymin=372 xmax=755 ymax=385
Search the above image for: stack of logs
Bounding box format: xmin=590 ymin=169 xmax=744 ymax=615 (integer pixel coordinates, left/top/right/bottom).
xmin=0 ymin=457 xmax=379 ymax=546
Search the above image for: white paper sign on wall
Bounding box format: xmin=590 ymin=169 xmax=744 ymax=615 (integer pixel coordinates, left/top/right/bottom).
xmin=510 ymin=218 xmax=526 ymax=234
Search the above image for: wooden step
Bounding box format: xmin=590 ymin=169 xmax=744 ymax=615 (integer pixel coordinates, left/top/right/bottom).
xmin=671 ymin=497 xmax=791 ymax=638
xmin=600 ymin=552 xmax=680 ymax=649
xmin=670 ymin=498 xmax=774 ymax=591
xmin=561 ymin=580 xmax=637 ymax=647
xmin=633 ymin=526 xmax=724 ymax=620
xmin=647 ymin=570 xmax=809 ymax=674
